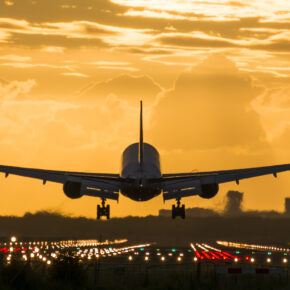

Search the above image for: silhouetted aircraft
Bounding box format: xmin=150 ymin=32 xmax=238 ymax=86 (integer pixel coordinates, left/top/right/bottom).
xmin=0 ymin=102 xmax=289 ymax=219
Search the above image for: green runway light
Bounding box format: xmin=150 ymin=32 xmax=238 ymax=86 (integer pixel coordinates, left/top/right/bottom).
xmin=284 ymin=253 xmax=287 ymax=256
xmin=77 ymin=247 xmax=80 ymax=250
xmin=235 ymin=251 xmax=240 ymax=254
xmin=267 ymin=252 xmax=272 ymax=255
xmin=171 ymin=248 xmax=176 ymax=252
xmin=156 ymin=248 xmax=160 ymax=252
xmin=188 ymin=250 xmax=192 ymax=252
xmin=140 ymin=248 xmax=144 ymax=251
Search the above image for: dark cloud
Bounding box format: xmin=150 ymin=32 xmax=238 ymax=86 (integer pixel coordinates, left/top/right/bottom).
xmin=157 ymin=34 xmax=237 ymax=48
xmin=252 ymin=40 xmax=290 ymax=52
xmin=7 ymin=33 xmax=108 ymax=49
xmin=150 ymin=54 xmax=266 ymax=150
xmin=0 ymin=0 xmax=126 ymax=22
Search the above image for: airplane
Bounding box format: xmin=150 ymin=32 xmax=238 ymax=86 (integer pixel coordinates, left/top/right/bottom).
xmin=0 ymin=101 xmax=289 ymax=219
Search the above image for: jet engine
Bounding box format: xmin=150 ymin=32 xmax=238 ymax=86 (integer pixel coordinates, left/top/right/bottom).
xmin=200 ymin=183 xmax=219 ymax=199
xmin=63 ymin=181 xmax=83 ymax=199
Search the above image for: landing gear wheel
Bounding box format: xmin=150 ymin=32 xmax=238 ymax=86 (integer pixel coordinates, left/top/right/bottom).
xmin=97 ymin=199 xmax=110 ymax=220
xmin=172 ymin=205 xmax=176 ymax=219
xmin=171 ymin=199 xmax=186 ymax=219
xmin=106 ymin=205 xmax=110 ymax=220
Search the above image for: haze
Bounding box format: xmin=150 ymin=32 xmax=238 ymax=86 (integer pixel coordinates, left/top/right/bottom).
xmin=0 ymin=0 xmax=289 ymax=218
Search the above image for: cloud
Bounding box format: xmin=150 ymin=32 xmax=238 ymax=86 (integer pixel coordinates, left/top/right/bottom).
xmin=0 ymin=79 xmax=36 ymax=100
xmin=62 ymin=72 xmax=89 ymax=78
xmin=79 ymin=74 xmax=163 ymax=105
xmin=0 ymin=55 xmax=31 ymax=62
xmin=150 ymin=54 xmax=266 ymax=151
xmin=41 ymin=46 xmax=65 ymax=53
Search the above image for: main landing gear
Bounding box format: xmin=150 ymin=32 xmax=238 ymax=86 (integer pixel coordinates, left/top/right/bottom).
xmin=97 ymin=198 xmax=110 ymax=220
xmin=172 ymin=198 xmax=185 ymax=219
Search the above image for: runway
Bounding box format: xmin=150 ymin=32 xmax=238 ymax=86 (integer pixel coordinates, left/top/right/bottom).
xmin=1 ymin=236 xmax=289 ymax=269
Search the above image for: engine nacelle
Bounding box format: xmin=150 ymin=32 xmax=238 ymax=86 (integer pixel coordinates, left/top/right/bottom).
xmin=63 ymin=181 xmax=83 ymax=199
xmin=200 ymin=183 xmax=219 ymax=199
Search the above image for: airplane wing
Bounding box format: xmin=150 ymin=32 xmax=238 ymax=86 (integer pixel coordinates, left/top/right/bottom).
xmin=0 ymin=165 xmax=122 ymax=201
xmin=161 ymin=164 xmax=290 ymax=201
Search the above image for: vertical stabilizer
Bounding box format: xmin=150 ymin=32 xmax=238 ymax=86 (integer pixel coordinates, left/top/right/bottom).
xmin=139 ymin=101 xmax=144 ymax=166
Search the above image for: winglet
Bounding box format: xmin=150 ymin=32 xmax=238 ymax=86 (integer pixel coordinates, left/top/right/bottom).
xmin=139 ymin=101 xmax=144 ymax=166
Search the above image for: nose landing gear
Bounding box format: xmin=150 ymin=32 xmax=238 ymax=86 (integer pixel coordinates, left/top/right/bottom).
xmin=172 ymin=198 xmax=185 ymax=219
xmin=97 ymin=198 xmax=110 ymax=220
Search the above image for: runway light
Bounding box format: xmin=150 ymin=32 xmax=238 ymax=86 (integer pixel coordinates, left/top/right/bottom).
xmin=234 ymin=258 xmax=238 ymax=262
xmin=283 ymin=258 xmax=288 ymax=263
xmin=250 ymin=258 xmax=255 ymax=263
xmin=193 ymin=257 xmax=198 ymax=262
xmin=267 ymin=258 xmax=271 ymax=263
xmin=128 ymin=256 xmax=133 ymax=261
xmin=161 ymin=256 xmax=165 ymax=262
xmin=177 ymin=257 xmax=182 ymax=262
xmin=11 ymin=236 xmax=17 ymax=243
xmin=145 ymin=256 xmax=149 ymax=261
xmin=47 ymin=260 xmax=51 ymax=265
xmin=268 ymin=252 xmax=272 ymax=255
xmin=171 ymin=248 xmax=176 ymax=252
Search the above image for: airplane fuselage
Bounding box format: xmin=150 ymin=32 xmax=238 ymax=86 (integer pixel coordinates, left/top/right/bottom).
xmin=120 ymin=143 xmax=162 ymax=201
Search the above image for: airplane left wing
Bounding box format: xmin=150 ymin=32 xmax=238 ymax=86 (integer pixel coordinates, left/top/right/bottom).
xmin=161 ymin=164 xmax=290 ymax=201
xmin=0 ymin=165 xmax=122 ymax=201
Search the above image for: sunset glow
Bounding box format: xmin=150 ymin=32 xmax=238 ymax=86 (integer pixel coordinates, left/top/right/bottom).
xmin=0 ymin=0 xmax=289 ymax=217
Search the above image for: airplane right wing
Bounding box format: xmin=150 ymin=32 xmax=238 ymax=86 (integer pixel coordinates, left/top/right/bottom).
xmin=161 ymin=164 xmax=290 ymax=201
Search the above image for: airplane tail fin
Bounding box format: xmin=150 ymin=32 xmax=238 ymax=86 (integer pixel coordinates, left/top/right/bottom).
xmin=139 ymin=101 xmax=143 ymax=166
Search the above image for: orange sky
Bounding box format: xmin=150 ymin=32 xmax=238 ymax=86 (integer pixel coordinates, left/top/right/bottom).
xmin=0 ymin=0 xmax=289 ymax=218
